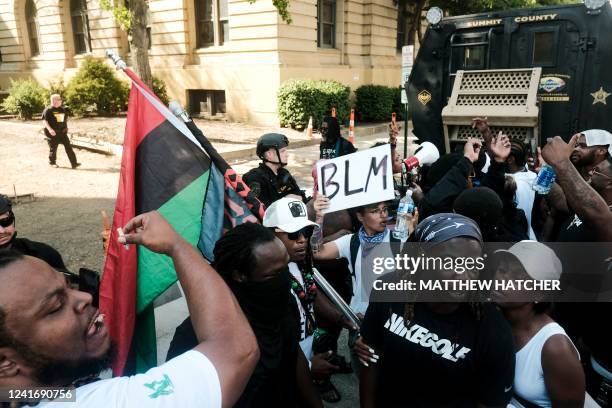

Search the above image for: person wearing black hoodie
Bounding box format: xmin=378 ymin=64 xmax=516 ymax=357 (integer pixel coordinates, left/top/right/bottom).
xmin=166 ymin=223 xmax=322 ymax=408
xmin=319 ymin=116 xmax=356 ymax=160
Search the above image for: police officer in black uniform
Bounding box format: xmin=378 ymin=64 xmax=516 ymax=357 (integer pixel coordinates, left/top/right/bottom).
xmin=0 ymin=194 xmax=67 ymax=271
xmin=243 ymin=133 xmax=305 ymax=207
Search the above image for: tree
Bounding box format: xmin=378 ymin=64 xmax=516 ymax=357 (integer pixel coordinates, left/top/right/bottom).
xmin=396 ymin=0 xmax=579 ymax=47
xmin=99 ymin=0 xmax=293 ymax=88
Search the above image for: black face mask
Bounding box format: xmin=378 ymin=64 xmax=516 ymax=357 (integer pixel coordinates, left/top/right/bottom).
xmin=226 ymin=267 xmax=292 ymax=329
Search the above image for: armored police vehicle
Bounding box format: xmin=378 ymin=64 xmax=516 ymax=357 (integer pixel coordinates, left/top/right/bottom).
xmin=406 ymin=1 xmax=612 ymax=153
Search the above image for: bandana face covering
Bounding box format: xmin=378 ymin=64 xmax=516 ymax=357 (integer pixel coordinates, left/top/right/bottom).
xmin=358 ymin=226 xmax=387 ymax=244
xmin=226 ymin=267 xmax=292 ymax=328
xmin=227 ymin=268 xmax=292 ymax=375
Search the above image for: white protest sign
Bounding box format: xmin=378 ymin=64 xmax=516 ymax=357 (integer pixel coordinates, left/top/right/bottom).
xmin=317 ymin=144 xmax=395 ymax=213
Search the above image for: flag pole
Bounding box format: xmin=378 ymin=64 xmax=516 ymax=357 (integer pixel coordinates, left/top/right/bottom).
xmin=313 ymin=268 xmax=362 ymax=330
xmin=106 ymin=49 xmax=127 ymax=70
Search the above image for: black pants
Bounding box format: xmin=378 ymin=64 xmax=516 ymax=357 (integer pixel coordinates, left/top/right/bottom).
xmin=47 ymin=133 xmax=77 ymax=166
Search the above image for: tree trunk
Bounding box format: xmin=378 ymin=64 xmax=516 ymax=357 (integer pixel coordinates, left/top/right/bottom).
xmin=406 ymin=0 xmax=426 ymax=46
xmin=129 ymin=0 xmax=152 ymax=88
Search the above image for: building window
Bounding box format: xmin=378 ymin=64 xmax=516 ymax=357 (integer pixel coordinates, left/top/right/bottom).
xmin=218 ymin=0 xmax=228 ymax=45
xmin=146 ymin=27 xmax=152 ymax=49
xmin=25 ymin=0 xmax=39 ymax=56
xmin=188 ymin=89 xmax=226 ymax=116
xmin=71 ymin=0 xmax=92 ymax=54
xmin=317 ymin=0 xmax=336 ymax=48
xmin=194 ymin=0 xmax=229 ymax=48
xmin=463 ymin=46 xmax=486 ymax=69
xmin=396 ymin=8 xmax=407 ymax=51
xmin=532 ymin=31 xmax=556 ymax=66
xmin=195 ymin=0 xmax=214 ymax=47
xmin=145 ymin=4 xmax=152 ymax=49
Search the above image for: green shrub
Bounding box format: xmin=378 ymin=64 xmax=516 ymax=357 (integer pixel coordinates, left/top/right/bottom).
xmin=1 ymin=79 xmax=48 ymax=120
xmin=277 ymin=79 xmax=350 ymax=130
xmin=65 ymin=56 xmax=129 ymax=116
xmin=355 ymin=85 xmax=395 ymax=122
xmin=47 ymin=78 xmax=67 ymax=101
xmin=152 ymin=76 xmax=169 ymax=106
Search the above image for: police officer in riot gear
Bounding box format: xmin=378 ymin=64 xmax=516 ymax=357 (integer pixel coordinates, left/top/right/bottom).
xmin=243 ymin=133 xmax=306 ymax=207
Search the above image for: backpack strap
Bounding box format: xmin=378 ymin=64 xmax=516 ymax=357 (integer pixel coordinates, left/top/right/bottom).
xmin=349 ymin=233 xmax=360 ymax=276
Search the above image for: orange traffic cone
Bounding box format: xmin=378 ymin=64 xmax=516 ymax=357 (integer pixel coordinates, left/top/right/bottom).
xmin=348 ymin=109 xmax=355 ymax=144
xmin=306 ymin=116 xmax=313 ymax=138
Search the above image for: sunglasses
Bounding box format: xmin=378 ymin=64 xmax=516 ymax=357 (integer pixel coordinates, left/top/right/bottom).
xmin=287 ymin=225 xmax=315 ymax=240
xmin=0 ymin=212 xmax=14 ymax=228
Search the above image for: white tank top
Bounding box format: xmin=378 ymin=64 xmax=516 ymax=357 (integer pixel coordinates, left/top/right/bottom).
xmin=512 ymin=322 xmax=579 ymax=408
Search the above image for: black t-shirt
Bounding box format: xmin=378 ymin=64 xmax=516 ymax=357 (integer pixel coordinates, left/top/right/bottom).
xmin=42 ymin=106 xmax=68 ymax=136
xmin=319 ymin=137 xmax=357 ymax=160
xmin=555 ymin=212 xmax=598 ymax=242
xmin=361 ymin=301 xmax=515 ymax=407
xmin=10 ymin=237 xmax=67 ymax=272
xmin=166 ymin=299 xmax=300 ymax=408
xmin=553 ymin=210 xmax=612 ymax=370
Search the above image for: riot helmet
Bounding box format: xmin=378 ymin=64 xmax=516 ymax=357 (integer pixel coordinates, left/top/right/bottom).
xmin=256 ymin=133 xmax=289 ymax=166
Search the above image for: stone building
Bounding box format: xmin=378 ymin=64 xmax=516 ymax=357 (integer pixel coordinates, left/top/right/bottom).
xmin=0 ymin=0 xmax=408 ymax=125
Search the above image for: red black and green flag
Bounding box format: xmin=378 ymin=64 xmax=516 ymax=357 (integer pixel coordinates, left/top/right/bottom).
xmin=99 ymin=68 xmax=264 ymax=376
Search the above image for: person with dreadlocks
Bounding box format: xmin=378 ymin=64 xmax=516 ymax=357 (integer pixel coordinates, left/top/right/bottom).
xmin=319 ymin=116 xmax=356 ymax=160
xmin=263 ymin=197 xmax=357 ymax=402
xmin=166 ymin=222 xmax=323 ymax=408
xmin=243 ymin=133 xmax=306 ymax=207
xmin=357 ymin=213 xmax=515 ymax=408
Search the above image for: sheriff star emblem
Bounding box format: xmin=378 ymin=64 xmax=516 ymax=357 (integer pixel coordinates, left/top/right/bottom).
xmin=590 ymin=87 xmax=610 ymax=105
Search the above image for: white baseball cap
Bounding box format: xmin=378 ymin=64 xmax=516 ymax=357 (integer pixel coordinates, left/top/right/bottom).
xmin=494 ymin=240 xmax=562 ymax=280
xmin=263 ymin=197 xmax=317 ymax=233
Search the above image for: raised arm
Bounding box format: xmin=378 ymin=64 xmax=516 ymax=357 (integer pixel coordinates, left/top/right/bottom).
xmin=122 ymin=212 xmax=259 ymax=407
xmin=542 ymin=136 xmax=612 ymax=241
xmin=311 ymin=195 xmax=341 ymax=260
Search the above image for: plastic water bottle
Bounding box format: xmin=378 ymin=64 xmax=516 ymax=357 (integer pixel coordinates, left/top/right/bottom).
xmin=310 ymin=214 xmax=324 ymax=252
xmin=393 ymin=190 xmax=415 ymax=240
xmin=532 ymin=164 xmax=556 ymax=194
